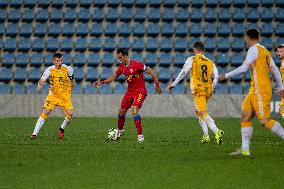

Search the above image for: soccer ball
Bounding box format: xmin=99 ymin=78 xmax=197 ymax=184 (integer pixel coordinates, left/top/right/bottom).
xmin=107 ymin=128 xmax=119 ymax=141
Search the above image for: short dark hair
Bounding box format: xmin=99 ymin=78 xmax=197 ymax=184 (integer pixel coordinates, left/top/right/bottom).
xmin=276 ymin=44 xmax=284 ymax=49
xmin=117 ymin=48 xmax=128 ymax=56
xmin=53 ymin=52 xmax=63 ymax=59
xmin=246 ymin=28 xmax=260 ymax=40
xmin=193 ymin=42 xmax=205 ymax=51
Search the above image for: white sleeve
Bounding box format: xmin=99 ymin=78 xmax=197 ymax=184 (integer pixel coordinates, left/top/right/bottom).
xmin=41 ymin=67 xmax=50 ymax=82
xmin=244 ymin=45 xmax=258 ymax=66
xmin=212 ymin=63 xmax=219 ymax=88
xmin=270 ymin=56 xmax=284 ymax=90
xmin=225 ymin=64 xmax=250 ymax=79
xmin=172 ymin=57 xmax=192 ymax=86
xmin=67 ymin=66 xmax=74 ymax=80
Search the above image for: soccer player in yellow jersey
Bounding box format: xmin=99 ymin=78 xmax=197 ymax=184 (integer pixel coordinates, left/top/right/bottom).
xmin=219 ymin=29 xmax=284 ymax=156
xmin=31 ymin=52 xmax=74 ymax=139
xmin=276 ymin=44 xmax=284 ymax=118
xmin=167 ymin=42 xmax=224 ymax=145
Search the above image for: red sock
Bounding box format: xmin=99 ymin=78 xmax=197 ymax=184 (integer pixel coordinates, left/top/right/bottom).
xmin=118 ymin=114 xmax=125 ymax=130
xmin=133 ymin=115 xmax=142 ymax=135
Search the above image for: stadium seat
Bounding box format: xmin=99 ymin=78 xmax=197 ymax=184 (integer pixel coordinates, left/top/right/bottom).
xmin=0 ymin=68 xmax=12 ymax=81
xmin=26 ymin=83 xmax=37 ymax=94
xmin=231 ymin=38 xmax=244 ymax=51
xmin=174 ymin=53 xmax=187 ymax=67
xmin=65 ymin=0 xmax=78 ymax=7
xmin=232 ymin=8 xmax=245 ymax=22
xmin=74 ymin=68 xmax=85 ymax=81
xmin=132 ymin=38 xmax=145 ymax=51
xmin=161 ymin=23 xmax=174 ymax=36
xmin=218 ymin=8 xmax=231 ymax=22
xmin=118 ymin=38 xmax=130 ymax=49
xmin=262 ymin=37 xmax=273 ymax=50
xmin=101 ymin=67 xmax=113 ymax=79
xmin=28 ymin=68 xmax=41 ymax=81
xmin=192 ymin=0 xmax=203 ymax=7
xmin=92 ymin=9 xmax=104 ymax=21
xmin=191 ymin=8 xmax=202 ymax=22
xmin=217 ymin=38 xmax=230 ymax=51
xmin=99 ymin=84 xmax=112 ymax=94
xmin=74 ymin=54 xmax=86 ymax=66
xmin=80 ymin=0 xmax=93 ymax=7
xmin=74 ymin=38 xmax=88 ymax=51
xmin=245 ymin=71 xmax=251 ymax=81
xmin=133 ymin=23 xmax=146 ymax=36
xmin=73 ymin=84 xmax=83 ymax=94
xmin=136 ymin=0 xmax=148 ymax=7
xmin=22 ymin=9 xmax=34 ymax=22
xmin=247 ymin=8 xmax=259 ymax=22
xmin=145 ymin=53 xmax=158 ymax=66
xmin=147 ymin=23 xmax=160 ymax=36
xmin=18 ymin=38 xmax=31 ymax=51
xmin=105 ymin=23 xmax=117 ymax=36
xmin=190 ymin=24 xmax=202 ymax=36
xmin=262 ymin=0 xmax=273 ymax=7
xmin=64 ymin=8 xmax=77 ymax=22
xmin=132 ymin=54 xmax=144 ymax=62
xmin=63 ymin=54 xmax=73 ymax=65
xmin=0 ymin=24 xmax=3 ymax=36
xmin=36 ymin=9 xmax=49 ymax=22
xmin=88 ymin=54 xmax=101 ymax=66
xmin=49 ymin=9 xmax=62 ymax=22
xmin=8 ymin=9 xmax=21 ymax=22
xmin=261 ymin=8 xmax=273 ymax=22
xmin=176 ymin=8 xmax=189 ymax=21
xmin=261 ymin=23 xmax=274 ymax=36
xmin=46 ymin=38 xmax=60 ymax=51
xmin=114 ymin=83 xmax=126 ymax=94
xmin=48 ymin=23 xmax=61 ymax=36
xmin=160 ymin=38 xmax=173 ymax=52
xmin=106 ymin=8 xmax=119 ymax=21
xmin=103 ymin=38 xmax=116 ymax=51
xmin=44 ymin=54 xmax=53 ymax=66
xmin=19 ymin=24 xmax=33 ymax=37
xmin=204 ymin=23 xmax=217 ymax=37
xmin=175 ymin=23 xmax=188 ymax=37
xmin=121 ymin=8 xmax=133 ymax=21
xmin=119 ymin=23 xmax=131 ymax=36
xmin=6 ymin=23 xmax=18 ymax=37
xmin=206 ymin=0 xmax=218 ymax=7
xmin=32 ymin=38 xmax=45 ymax=52
xmin=60 ymin=38 xmax=73 ymax=51
xmin=205 ymin=8 xmax=217 ymax=22
xmin=276 ymin=8 xmax=284 ymax=21
xmin=108 ymin=0 xmax=120 ymax=7
xmin=134 ymin=8 xmax=147 ymax=21
xmin=90 ymin=23 xmax=103 ymax=36
xmin=159 ymin=67 xmax=171 ymax=81
xmin=230 ymin=54 xmax=243 ymax=67
xmin=85 ymin=84 xmax=98 ymax=94
xmin=205 ymin=53 xmax=215 ymax=61
xmin=159 ymin=53 xmax=172 ymax=66
xmin=13 ymin=83 xmax=25 ymax=94
xmin=247 ymin=0 xmax=259 ymax=7
xmin=2 ymin=54 xmax=14 ymax=67
xmin=230 ymin=84 xmax=243 ymax=94
xmin=232 ymin=23 xmax=245 ymax=36
xmin=175 ymin=38 xmax=187 ymax=51
xmin=89 ymin=38 xmax=101 ymax=51
xmin=78 ymin=8 xmax=91 ymax=22
xmin=15 ymin=54 xmax=29 ymax=67
xmin=62 ymin=23 xmax=75 ymax=36
xmin=162 ymin=8 xmax=175 ymax=21
xmin=204 ymin=38 xmax=216 ymax=51
xmin=76 ymin=23 xmax=89 ymax=36
xmin=102 ymin=53 xmax=115 ymax=67
xmin=0 ymin=83 xmax=10 ymax=94
xmin=275 ymin=24 xmax=284 ymax=36
xmin=148 ymin=8 xmax=160 ymax=22
xmin=219 ymin=0 xmax=231 ymax=7
xmin=34 ymin=23 xmax=47 ymax=37
xmin=188 ymin=38 xmax=199 ymax=49
xmin=146 ymin=38 xmax=158 ymax=51
xmin=216 ymin=84 xmax=228 ymax=94
xmin=86 ymin=67 xmax=99 ymax=81
xmin=4 ymin=38 xmax=17 ymax=51
xmin=30 ymin=54 xmax=44 ymax=67
xmin=14 ymin=68 xmax=27 ymax=81
xmin=0 ymin=1 xmax=9 ymax=8
xmin=146 ymin=82 xmax=156 ymax=94
xmin=172 ymin=84 xmax=185 ymax=94
xmin=216 ymin=54 xmax=229 ymax=67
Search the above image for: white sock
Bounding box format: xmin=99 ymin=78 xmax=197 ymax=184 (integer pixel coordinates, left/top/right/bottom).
xmin=198 ymin=116 xmax=208 ymax=136
xmin=60 ymin=117 xmax=71 ymax=130
xmin=241 ymin=127 xmax=253 ymax=152
xmin=32 ymin=117 xmax=45 ymax=135
xmin=204 ymin=115 xmax=218 ymax=134
xmin=271 ymin=121 xmax=284 ymax=139
xmin=282 ymin=113 xmax=284 ymax=119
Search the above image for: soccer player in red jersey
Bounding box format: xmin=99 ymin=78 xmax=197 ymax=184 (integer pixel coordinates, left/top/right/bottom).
xmin=93 ymin=48 xmax=162 ymax=142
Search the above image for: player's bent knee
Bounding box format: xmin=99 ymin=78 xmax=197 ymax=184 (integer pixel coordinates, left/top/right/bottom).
xmin=241 ymin=111 xmax=252 ymax=122
xmin=259 ymin=119 xmax=269 ymax=126
xmin=131 ymin=106 xmax=139 ymax=116
xmin=264 ymin=119 xmax=275 ymax=129
xmin=119 ymin=109 xmax=127 ymax=115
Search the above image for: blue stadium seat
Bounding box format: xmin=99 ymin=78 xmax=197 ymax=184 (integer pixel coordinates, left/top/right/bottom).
xmin=216 ymin=54 xmax=229 ymax=67
xmin=205 ymin=53 xmax=215 ymax=61
xmin=62 ymin=23 xmax=75 ymax=36
xmin=175 ymin=23 xmax=188 ymax=37
xmin=159 ymin=67 xmax=171 ymax=81
xmin=148 ymin=8 xmax=160 ymax=22
xmin=78 ymin=8 xmax=91 ymax=22
xmin=118 ymin=38 xmax=130 ymax=49
xmin=0 ymin=83 xmax=10 ymax=94
xmin=176 ymin=8 xmax=189 ymax=21
xmin=149 ymin=0 xmax=162 ymax=7
xmin=46 ymin=38 xmax=60 ymax=51
xmin=204 ymin=38 xmax=216 ymax=51
xmin=74 ymin=38 xmax=88 ymax=51
xmin=146 ymin=82 xmax=155 ymax=94
xmin=230 ymin=84 xmax=243 ymax=94
xmin=159 ymin=53 xmax=172 ymax=66
xmin=262 ymin=8 xmax=273 ymax=22
xmin=119 ymin=23 xmax=131 ymax=36
xmin=99 ymin=84 xmax=112 ymax=94
xmin=160 ymin=38 xmax=173 ymax=51
xmin=20 ymin=24 xmax=33 ymax=36
xmin=0 ymin=68 xmax=12 ymax=81
xmin=14 ymin=68 xmax=27 ymax=81
xmin=121 ymin=8 xmax=133 ymax=21
xmin=8 ymin=9 xmax=21 ymax=22
xmin=134 ymin=8 xmax=147 ymax=21
xmin=0 ymin=10 xmax=6 ymax=22
xmin=2 ymin=54 xmax=14 ymax=67
xmin=275 ymin=24 xmax=284 ymax=36
xmin=88 ymin=54 xmax=101 ymax=66
xmin=26 ymin=83 xmax=37 ymax=94
xmin=190 ymin=24 xmax=202 ymax=36
xmin=231 ymin=38 xmax=244 ymax=51
xmin=247 ymin=0 xmax=259 ymax=7
xmin=32 ymin=38 xmax=45 ymax=51
xmin=261 ymin=23 xmax=274 ymax=36
xmin=89 ymin=38 xmax=101 ymax=51
xmin=275 ymin=0 xmax=284 ymax=6
xmin=74 ymin=68 xmax=84 ymax=81
xmin=22 ymin=9 xmax=34 ymax=22
xmin=205 ymin=8 xmax=217 ymax=22
xmin=80 ymin=0 xmax=93 ymax=7
xmin=105 ymin=23 xmax=117 ymax=36
xmin=217 ymin=38 xmax=230 ymax=51
xmin=206 ymin=0 xmax=218 ymax=7
xmin=18 ymin=38 xmax=31 ymax=51
xmin=132 ymin=38 xmax=145 ymax=51
xmin=36 ymin=9 xmax=49 ymax=22
xmin=38 ymin=0 xmax=49 ymax=7
xmin=92 ymin=9 xmax=104 ymax=21
xmin=245 ymin=72 xmax=251 ymax=81
xmin=162 ymin=8 xmax=174 ymax=21
xmin=103 ymin=38 xmax=116 ymax=51
xmin=50 ymin=8 xmax=62 ymax=22
xmin=29 ymin=68 xmax=41 ymax=81
xmin=161 ymin=23 xmax=174 ymax=36
xmin=247 ymin=8 xmax=259 ymax=22
xmin=86 ymin=67 xmax=99 ymax=81
xmin=174 ymin=53 xmax=187 ymax=67
xmin=218 ymin=8 xmax=231 ymax=22
xmin=191 ymin=8 xmax=202 ymax=22
xmin=216 ymin=84 xmax=228 ymax=94
xmin=218 ymin=23 xmax=231 ymax=37
xmin=173 ymin=67 xmax=181 ymax=79
xmin=146 ymin=38 xmax=158 ymax=51
xmin=203 ymin=23 xmax=217 ymax=37
xmin=73 ymin=84 xmax=83 ymax=94
xmin=90 ymin=23 xmax=103 ymax=36
xmin=172 ymin=84 xmax=185 ymax=94
xmin=164 ymin=0 xmax=176 ymax=7
xmin=108 ymin=0 xmax=120 ymax=7
xmin=62 ymin=54 xmax=73 ymax=65
xmin=121 ymin=0 xmax=134 ymax=6
xmin=192 ymin=0 xmax=203 ymax=7
xmin=219 ymin=0 xmax=231 ymax=7
xmin=175 ymin=38 xmax=187 ymax=51
xmin=13 ymin=83 xmax=25 ymax=94
xmin=49 ymin=23 xmax=61 ymax=36
xmin=114 ymin=83 xmax=126 ymax=94
xmin=232 ymin=23 xmax=245 ymax=36
xmin=51 ymin=0 xmax=64 ymax=7
xmin=230 ymin=54 xmax=243 ymax=67
xmin=188 ymin=38 xmax=199 ymax=49
xmin=106 ymin=8 xmax=119 ymax=21
xmin=275 ymin=38 xmax=284 ymax=46
xmin=76 ymin=23 xmax=89 ymax=36
xmin=102 ymin=53 xmax=115 ymax=67
xmin=0 ymin=1 xmax=9 ymax=8
xmin=232 ymin=8 xmax=245 ymax=22
xmin=143 ymin=53 xmax=156 ymax=67
xmin=101 ymin=67 xmax=113 ymax=79
xmin=231 ymin=74 xmax=243 ymax=82
xmin=6 ymin=23 xmax=18 ymax=36
xmin=30 ymin=54 xmax=43 ymax=67
xmin=133 ymin=23 xmax=146 ymax=36
xmin=85 ymin=84 xmax=98 ymax=94
xmin=136 ymin=0 xmax=148 ymax=7
xmin=132 ymin=54 xmax=144 ymax=62
xmin=74 ymin=54 xmax=86 ymax=66
xmin=4 ymin=38 xmax=17 ymax=51
xmin=15 ymin=54 xmax=29 ymax=67
xmin=64 ymin=8 xmax=77 ymax=22
xmin=60 ymin=38 xmax=73 ymax=51
xmin=147 ymin=23 xmax=160 ymax=36
xmin=44 ymin=54 xmax=53 ymax=66
xmin=34 ymin=23 xmax=47 ymax=37
xmin=262 ymin=37 xmax=273 ymax=50
xmin=262 ymin=0 xmax=273 ymax=7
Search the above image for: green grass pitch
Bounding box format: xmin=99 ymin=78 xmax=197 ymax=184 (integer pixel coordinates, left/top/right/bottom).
xmin=0 ymin=117 xmax=283 ymax=189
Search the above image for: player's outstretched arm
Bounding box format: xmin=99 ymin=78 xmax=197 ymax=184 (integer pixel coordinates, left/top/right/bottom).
xmin=146 ymin=67 xmax=162 ymax=94
xmin=219 ymin=63 xmax=249 ymax=81
xmin=37 ymin=79 xmax=44 ymax=93
xmin=269 ymin=57 xmax=284 ymax=97
xmin=93 ymin=75 xmax=117 ymax=88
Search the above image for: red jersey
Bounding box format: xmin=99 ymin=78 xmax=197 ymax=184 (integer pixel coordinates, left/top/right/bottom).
xmin=115 ymin=59 xmax=147 ymax=93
